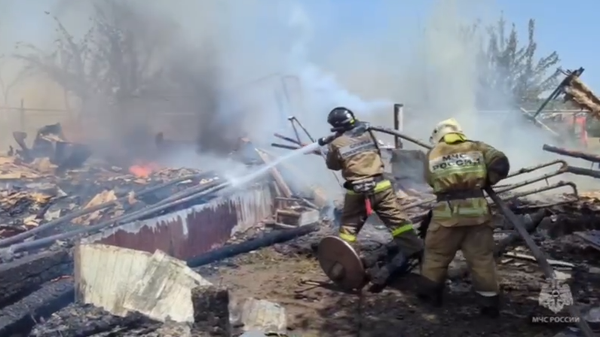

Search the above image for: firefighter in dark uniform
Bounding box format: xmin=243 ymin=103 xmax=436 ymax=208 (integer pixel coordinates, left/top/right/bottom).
xmin=323 ymin=107 xmax=423 ymax=287
xmin=418 ymin=118 xmax=510 ymax=318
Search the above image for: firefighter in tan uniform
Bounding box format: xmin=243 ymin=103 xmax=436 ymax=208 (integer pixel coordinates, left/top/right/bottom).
xmin=322 ymin=107 xmax=423 ymax=287
xmin=417 ymin=118 xmax=510 ymax=318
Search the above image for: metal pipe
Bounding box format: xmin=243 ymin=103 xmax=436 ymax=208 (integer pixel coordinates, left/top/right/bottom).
xmin=401 ymin=182 xmax=578 ymax=213
xmin=290 ymin=116 xmax=316 ymax=143
xmin=369 ymin=126 xmax=431 ymax=149
xmin=271 ymin=143 xmax=301 ymax=151
xmin=271 ymin=142 xmax=320 ymax=155
xmin=291 ymin=121 xmax=302 ymax=144
xmin=492 ymin=181 xmax=578 ymax=202
xmin=494 ymin=165 xmax=568 ymax=195
xmin=565 ymin=166 xmax=600 ymax=178
xmin=289 ymin=116 xmax=343 ymax=186
xmin=0 ymin=174 xmax=202 ymax=248
xmin=506 ymin=160 xmax=568 ymax=179
xmin=274 ymin=133 xmax=302 ymax=146
xmin=543 ymin=144 xmax=600 ymax=163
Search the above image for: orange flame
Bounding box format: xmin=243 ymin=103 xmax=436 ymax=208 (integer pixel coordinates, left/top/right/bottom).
xmin=129 ymin=163 xmax=160 ymax=178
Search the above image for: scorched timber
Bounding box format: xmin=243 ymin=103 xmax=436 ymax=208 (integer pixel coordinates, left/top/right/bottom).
xmin=4 ymin=180 xmax=230 ymax=254
xmin=28 ymin=303 xmax=161 ymax=337
xmin=0 ymin=174 xmax=207 ymax=248
xmin=187 ymin=223 xmax=319 ymax=268
xmin=0 ymin=278 xmax=74 ymax=336
xmin=0 ymin=249 xmax=72 ymax=307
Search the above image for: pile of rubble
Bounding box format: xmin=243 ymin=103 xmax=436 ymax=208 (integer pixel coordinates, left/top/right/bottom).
xmin=0 ymin=123 xmax=230 ymax=248
xmin=0 ymin=122 xmax=328 ymax=336
xmin=3 ymin=118 xmax=600 ymax=336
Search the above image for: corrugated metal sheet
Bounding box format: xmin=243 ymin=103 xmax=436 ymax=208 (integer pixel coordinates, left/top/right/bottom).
xmin=83 ymin=183 xmax=273 ymax=260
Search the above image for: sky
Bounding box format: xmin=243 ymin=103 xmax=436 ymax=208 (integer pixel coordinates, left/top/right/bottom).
xmin=0 ymin=0 xmax=597 ymax=101
xmin=303 ymin=0 xmax=600 ymax=93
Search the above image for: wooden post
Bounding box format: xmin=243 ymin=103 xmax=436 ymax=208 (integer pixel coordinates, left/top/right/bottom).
xmin=393 ymin=104 xmax=404 ymax=149
xmin=19 ymin=99 xmax=25 ymax=132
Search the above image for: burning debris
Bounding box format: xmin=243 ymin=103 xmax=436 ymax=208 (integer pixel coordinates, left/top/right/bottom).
xmin=0 ymin=120 xmax=327 ymax=336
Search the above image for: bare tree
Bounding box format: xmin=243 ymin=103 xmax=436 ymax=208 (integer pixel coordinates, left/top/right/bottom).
xmin=14 ymin=0 xmax=172 ymax=109
xmin=0 ymin=56 xmax=34 ymax=106
xmin=14 ymin=0 xmax=243 ymax=155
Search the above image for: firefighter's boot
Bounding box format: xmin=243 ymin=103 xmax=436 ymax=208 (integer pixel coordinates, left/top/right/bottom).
xmin=417 ymin=277 xmax=444 ymax=307
xmin=368 ymin=250 xmax=409 ymax=293
xmin=479 ymin=294 xmax=501 ymax=318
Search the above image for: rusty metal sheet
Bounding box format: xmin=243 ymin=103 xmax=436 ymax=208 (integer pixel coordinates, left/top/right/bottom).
xmin=83 ymin=183 xmax=273 ymax=260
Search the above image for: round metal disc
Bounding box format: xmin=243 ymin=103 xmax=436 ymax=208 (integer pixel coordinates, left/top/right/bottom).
xmin=318 ymin=236 xmax=366 ymax=291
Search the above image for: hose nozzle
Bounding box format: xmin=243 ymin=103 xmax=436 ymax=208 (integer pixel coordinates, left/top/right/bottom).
xmin=317 ymin=133 xmax=339 ymax=146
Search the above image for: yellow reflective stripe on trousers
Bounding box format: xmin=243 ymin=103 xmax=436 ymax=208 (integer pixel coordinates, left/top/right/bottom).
xmin=346 ymin=179 xmax=392 ymax=195
xmin=339 ymin=232 xmax=357 ymax=242
xmin=390 ymin=223 xmax=414 ymax=237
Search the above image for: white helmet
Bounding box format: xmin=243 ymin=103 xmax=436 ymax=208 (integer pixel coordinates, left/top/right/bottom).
xmin=429 ymin=118 xmax=464 ymax=145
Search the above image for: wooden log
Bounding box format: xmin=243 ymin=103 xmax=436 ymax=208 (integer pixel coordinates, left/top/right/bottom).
xmin=254 ymin=150 xmax=293 ymax=198
xmin=186 ymin=223 xmax=319 ymax=268
xmin=494 ymin=210 xmax=547 ymax=257
xmin=0 ymin=278 xmax=74 ymax=336
xmin=191 ymin=286 xmax=231 ymax=336
xmin=0 ymin=249 xmax=72 ymax=307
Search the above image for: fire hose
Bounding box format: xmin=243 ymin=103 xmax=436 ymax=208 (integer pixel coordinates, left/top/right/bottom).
xmin=362 ymin=126 xmax=595 ymax=336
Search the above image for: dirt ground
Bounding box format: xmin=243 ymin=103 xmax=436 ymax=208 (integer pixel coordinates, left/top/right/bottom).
xmin=197 ymin=229 xmax=600 ymax=337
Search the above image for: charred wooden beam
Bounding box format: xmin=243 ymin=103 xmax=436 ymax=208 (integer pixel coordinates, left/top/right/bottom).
xmin=543 ymin=144 xmax=600 ymax=163
xmin=0 ymin=174 xmax=204 ymax=248
xmin=0 ymin=249 xmax=72 ymax=307
xmin=255 ymin=150 xmax=293 ymax=198
xmin=494 ymin=210 xmax=547 ymax=257
xmin=3 ymin=180 xmax=229 ymax=254
xmin=0 ymin=278 xmax=74 ymax=336
xmin=28 ymin=303 xmax=161 ymax=337
xmin=187 ymin=223 xmax=319 ymax=268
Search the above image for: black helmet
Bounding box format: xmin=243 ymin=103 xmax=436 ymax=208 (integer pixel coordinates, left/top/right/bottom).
xmin=327 ymin=107 xmax=356 ymax=131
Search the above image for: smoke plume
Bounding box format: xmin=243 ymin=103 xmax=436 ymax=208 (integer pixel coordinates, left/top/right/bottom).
xmin=0 ymin=0 xmax=582 ymax=192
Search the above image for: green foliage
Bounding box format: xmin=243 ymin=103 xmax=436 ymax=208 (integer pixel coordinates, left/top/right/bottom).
xmin=472 ymin=14 xmax=561 ymax=109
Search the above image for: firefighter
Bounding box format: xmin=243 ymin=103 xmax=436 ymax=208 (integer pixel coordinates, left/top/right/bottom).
xmin=323 ymin=107 xmax=424 ymax=287
xmin=418 ymin=118 xmax=510 ymax=318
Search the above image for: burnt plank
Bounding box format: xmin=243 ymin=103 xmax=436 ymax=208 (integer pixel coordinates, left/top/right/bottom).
xmin=29 ymin=303 xmax=161 ymax=337
xmin=0 ymin=278 xmax=74 ymax=336
xmin=0 ymin=249 xmax=72 ymax=307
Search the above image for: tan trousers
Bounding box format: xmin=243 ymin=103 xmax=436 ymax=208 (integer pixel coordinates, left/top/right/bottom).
xmin=339 ymin=187 xmax=423 ymax=256
xmin=420 ymin=220 xmax=499 ymax=294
